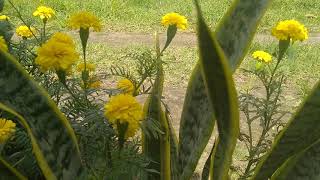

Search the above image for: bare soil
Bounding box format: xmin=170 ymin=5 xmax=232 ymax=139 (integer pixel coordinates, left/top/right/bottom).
xmin=85 ymin=31 xmax=320 ymax=47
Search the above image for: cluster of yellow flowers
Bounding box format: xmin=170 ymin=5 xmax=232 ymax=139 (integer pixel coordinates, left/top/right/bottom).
xmin=252 ymin=51 xmax=272 ymax=63
xmin=103 ymin=78 xmax=141 ymax=138
xmin=252 ymin=19 xmax=308 ymax=69
xmin=0 ymin=36 xmax=8 ymax=52
xmin=68 ymin=11 xmax=102 ymax=32
xmin=272 ymin=19 xmax=308 ymax=41
xmin=33 ymin=6 xmax=55 ymax=20
xmin=93 ymin=12 xmax=187 ymax=138
xmin=0 ymin=118 xmax=16 ymax=144
xmin=161 ymin=12 xmax=188 ymax=30
xmin=35 ymin=32 xmax=79 ymax=72
xmin=16 ymin=25 xmax=36 ymax=38
xmin=104 ymin=94 xmax=142 ymax=138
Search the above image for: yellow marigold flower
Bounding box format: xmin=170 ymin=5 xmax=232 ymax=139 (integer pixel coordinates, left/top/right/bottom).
xmin=104 ymin=94 xmax=143 ymax=138
xmin=272 ymin=20 xmax=308 ymax=41
xmin=68 ymin=11 xmax=102 ymax=31
xmin=161 ymin=12 xmax=188 ymax=30
xmin=16 ymin=25 xmax=36 ymax=38
xmin=0 ymin=118 xmax=16 ymax=144
xmin=35 ymin=34 xmax=79 ymax=72
xmin=252 ymin=51 xmax=272 ymax=63
xmin=0 ymin=36 xmax=8 ymax=52
xmin=117 ymin=79 xmax=135 ymax=94
xmin=33 ymin=6 xmax=55 ymax=20
xmin=0 ymin=15 xmax=10 ymax=21
xmin=50 ymin=32 xmax=75 ymax=47
xmin=76 ymin=63 xmax=96 ymax=72
xmin=89 ymin=80 xmax=102 ymax=89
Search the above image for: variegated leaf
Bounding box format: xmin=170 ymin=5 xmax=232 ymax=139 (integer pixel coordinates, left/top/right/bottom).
xmin=178 ymin=0 xmax=271 ymax=178
xmin=0 ymin=50 xmax=84 ymax=179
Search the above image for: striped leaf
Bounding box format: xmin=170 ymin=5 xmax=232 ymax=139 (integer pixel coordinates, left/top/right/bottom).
xmin=195 ymin=1 xmax=240 ymax=179
xmin=142 ymin=33 xmax=170 ymax=180
xmin=253 ymin=82 xmax=320 ymax=179
xmin=271 ymin=140 xmax=320 ymax=180
xmin=201 ymin=144 xmax=214 ymax=180
xmin=166 ymin=111 xmax=179 ymax=180
xmin=0 ymin=157 xmax=27 ymax=180
xmin=0 ymin=0 xmax=4 ymax=12
xmin=0 ymin=50 xmax=84 ymax=179
xmin=178 ymin=0 xmax=271 ymax=178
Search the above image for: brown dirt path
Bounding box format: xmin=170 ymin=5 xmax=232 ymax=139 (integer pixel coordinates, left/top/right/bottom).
xmin=87 ymin=31 xmax=320 ymax=47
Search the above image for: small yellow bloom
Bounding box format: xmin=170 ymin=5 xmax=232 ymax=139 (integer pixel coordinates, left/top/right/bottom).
xmin=68 ymin=11 xmax=102 ymax=31
xmin=104 ymin=94 xmax=143 ymax=138
xmin=0 ymin=15 xmax=10 ymax=21
xmin=252 ymin=51 xmax=272 ymax=63
xmin=0 ymin=36 xmax=8 ymax=52
xmin=272 ymin=20 xmax=308 ymax=41
xmin=117 ymin=79 xmax=135 ymax=94
xmin=76 ymin=63 xmax=96 ymax=72
xmin=89 ymin=80 xmax=102 ymax=89
xmin=0 ymin=118 xmax=16 ymax=144
xmin=33 ymin=6 xmax=55 ymax=20
xmin=35 ymin=33 xmax=79 ymax=72
xmin=161 ymin=12 xmax=188 ymax=30
xmin=16 ymin=25 xmax=36 ymax=38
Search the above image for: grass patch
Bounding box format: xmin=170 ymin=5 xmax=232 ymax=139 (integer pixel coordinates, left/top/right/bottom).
xmin=4 ymin=0 xmax=320 ymax=32
xmin=86 ymin=40 xmax=320 ymax=91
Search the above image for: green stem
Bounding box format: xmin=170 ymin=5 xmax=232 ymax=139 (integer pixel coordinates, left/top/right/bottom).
xmin=61 ymin=81 xmax=84 ymax=106
xmin=42 ymin=20 xmax=47 ymax=44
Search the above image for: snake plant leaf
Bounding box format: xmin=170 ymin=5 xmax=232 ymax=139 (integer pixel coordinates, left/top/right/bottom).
xmin=165 ymin=110 xmax=179 ymax=180
xmin=0 ymin=50 xmax=84 ymax=179
xmin=253 ymin=82 xmax=320 ymax=180
xmin=271 ymin=140 xmax=320 ymax=180
xmin=195 ymin=1 xmax=240 ymax=179
xmin=0 ymin=21 xmax=13 ymax=42
xmin=201 ymin=145 xmax=214 ymax=180
xmin=0 ymin=157 xmax=27 ymax=180
xmin=178 ymin=0 xmax=270 ymax=178
xmin=0 ymin=0 xmax=4 ymax=12
xmin=142 ymin=32 xmax=170 ymax=180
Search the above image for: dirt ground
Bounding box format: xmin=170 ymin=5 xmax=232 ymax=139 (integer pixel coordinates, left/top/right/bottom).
xmin=77 ymin=31 xmax=320 ymax=47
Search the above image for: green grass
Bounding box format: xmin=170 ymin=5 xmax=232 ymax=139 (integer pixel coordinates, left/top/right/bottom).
xmin=86 ymin=40 xmax=320 ymax=92
xmin=4 ymin=0 xmax=320 ymax=32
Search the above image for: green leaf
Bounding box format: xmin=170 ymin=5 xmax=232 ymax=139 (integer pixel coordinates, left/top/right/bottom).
xmin=194 ymin=1 xmax=240 ymax=179
xmin=142 ymin=32 xmax=170 ymax=180
xmin=0 ymin=21 xmax=14 ymax=42
xmin=253 ymin=82 xmax=320 ymax=179
xmin=178 ymin=0 xmax=271 ymax=178
xmin=165 ymin=110 xmax=179 ymax=180
xmin=0 ymin=51 xmax=84 ymax=179
xmin=0 ymin=0 xmax=4 ymax=12
xmin=178 ymin=63 xmax=215 ymax=179
xmin=271 ymin=140 xmax=320 ymax=180
xmin=0 ymin=157 xmax=27 ymax=180
xmin=161 ymin=25 xmax=177 ymax=54
xmin=201 ymin=145 xmax=214 ymax=180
